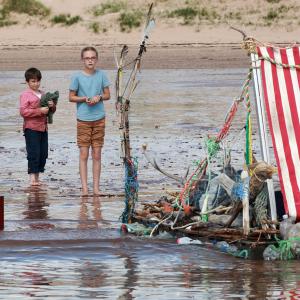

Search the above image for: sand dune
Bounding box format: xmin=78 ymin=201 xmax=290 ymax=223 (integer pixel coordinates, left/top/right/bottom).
xmin=0 ymin=0 xmax=300 ymax=70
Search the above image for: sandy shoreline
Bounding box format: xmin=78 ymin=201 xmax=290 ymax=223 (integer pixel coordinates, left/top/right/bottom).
xmin=0 ymin=43 xmax=251 ymax=70
xmin=1 ymin=0 xmax=300 ymax=71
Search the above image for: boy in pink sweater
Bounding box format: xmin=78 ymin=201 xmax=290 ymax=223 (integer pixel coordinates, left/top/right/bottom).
xmin=20 ymin=68 xmax=56 ymax=186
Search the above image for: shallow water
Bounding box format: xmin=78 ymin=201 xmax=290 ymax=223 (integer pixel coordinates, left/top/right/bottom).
xmin=0 ymin=69 xmax=296 ymax=299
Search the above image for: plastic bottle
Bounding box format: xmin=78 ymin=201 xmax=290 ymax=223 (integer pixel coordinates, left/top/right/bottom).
xmin=287 ymin=222 xmax=300 ymax=256
xmin=280 ymin=214 xmax=294 ymax=240
xmin=227 ymin=244 xmax=238 ymax=254
xmin=263 ymin=245 xmax=280 ymax=260
xmin=216 ymin=241 xmax=238 ymax=254
xmin=216 ymin=241 xmax=230 ymax=252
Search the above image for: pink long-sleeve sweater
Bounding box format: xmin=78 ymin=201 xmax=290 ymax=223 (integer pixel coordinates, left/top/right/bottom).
xmin=20 ymin=89 xmax=47 ymax=132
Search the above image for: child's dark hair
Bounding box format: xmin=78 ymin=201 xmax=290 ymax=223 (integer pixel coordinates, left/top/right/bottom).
xmin=81 ymin=46 xmax=98 ymax=58
xmin=25 ymin=67 xmax=42 ymax=82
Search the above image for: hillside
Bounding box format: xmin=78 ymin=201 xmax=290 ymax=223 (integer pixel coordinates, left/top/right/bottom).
xmin=0 ymin=0 xmax=300 ymax=46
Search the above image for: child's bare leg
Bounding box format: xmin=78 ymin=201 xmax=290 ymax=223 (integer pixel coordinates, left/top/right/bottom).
xmin=92 ymin=146 xmax=102 ymax=195
xmin=79 ymin=146 xmax=89 ymax=196
xmin=30 ymin=173 xmax=40 ymax=186
xmin=35 ymin=173 xmax=42 ymax=185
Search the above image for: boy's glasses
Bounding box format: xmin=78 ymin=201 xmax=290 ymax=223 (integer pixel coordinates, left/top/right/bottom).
xmin=83 ymin=57 xmax=97 ymax=61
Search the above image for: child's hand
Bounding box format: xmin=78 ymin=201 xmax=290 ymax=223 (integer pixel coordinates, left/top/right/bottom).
xmin=48 ymin=100 xmax=55 ymax=108
xmin=91 ymin=95 xmax=101 ymax=104
xmin=85 ymin=97 xmax=92 ymax=106
xmin=40 ymin=107 xmax=49 ymax=115
xmin=86 ymin=97 xmax=96 ymax=106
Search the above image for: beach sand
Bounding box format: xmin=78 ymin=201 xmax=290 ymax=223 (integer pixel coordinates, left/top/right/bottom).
xmin=0 ymin=43 xmax=251 ymax=70
xmin=1 ymin=0 xmax=300 ymax=70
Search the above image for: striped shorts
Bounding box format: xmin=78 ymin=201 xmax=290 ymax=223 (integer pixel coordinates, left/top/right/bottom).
xmin=77 ymin=118 xmax=105 ymax=148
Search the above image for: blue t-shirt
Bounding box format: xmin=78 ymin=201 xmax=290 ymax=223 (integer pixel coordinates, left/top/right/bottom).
xmin=69 ymin=69 xmax=110 ymax=121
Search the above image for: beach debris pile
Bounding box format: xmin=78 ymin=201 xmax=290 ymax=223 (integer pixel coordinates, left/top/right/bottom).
xmin=120 ymin=68 xmax=283 ymax=259
xmin=127 ymin=159 xmax=278 ymax=240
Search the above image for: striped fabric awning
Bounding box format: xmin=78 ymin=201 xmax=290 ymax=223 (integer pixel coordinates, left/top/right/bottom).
xmin=257 ymin=46 xmax=300 ymax=220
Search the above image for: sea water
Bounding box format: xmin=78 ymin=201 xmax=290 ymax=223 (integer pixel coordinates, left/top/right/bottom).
xmin=0 ymin=69 xmax=295 ymax=299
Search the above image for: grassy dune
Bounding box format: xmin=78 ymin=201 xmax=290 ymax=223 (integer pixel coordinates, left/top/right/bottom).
xmin=0 ymin=0 xmax=299 ymax=33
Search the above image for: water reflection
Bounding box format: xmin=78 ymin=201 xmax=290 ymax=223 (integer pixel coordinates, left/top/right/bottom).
xmin=118 ymin=254 xmax=139 ymax=300
xmin=22 ymin=269 xmax=51 ymax=286
xmin=79 ymin=196 xmax=103 ymax=229
xmin=23 ymin=187 xmax=49 ymax=220
xmin=77 ymin=261 xmax=107 ymax=300
xmin=0 ymin=69 xmax=299 ymax=299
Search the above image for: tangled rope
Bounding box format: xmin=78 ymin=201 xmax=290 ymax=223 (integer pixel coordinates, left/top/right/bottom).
xmin=272 ymin=236 xmax=296 ymax=260
xmin=242 ymin=69 xmax=253 ymax=166
xmin=178 ymin=70 xmax=253 ymax=215
xmin=242 ymin=37 xmax=300 ymax=69
xmin=277 ymin=239 xmax=294 ymax=260
xmin=206 ymin=137 xmax=221 ymax=159
xmin=216 ymin=98 xmax=240 ymax=142
xmin=178 ymin=158 xmax=208 ymax=213
xmin=121 ymin=157 xmax=139 ymax=223
xmin=254 ymin=184 xmax=268 ymax=226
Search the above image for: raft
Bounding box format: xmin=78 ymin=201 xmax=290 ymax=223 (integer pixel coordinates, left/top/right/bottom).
xmin=115 ymin=16 xmax=299 ymax=260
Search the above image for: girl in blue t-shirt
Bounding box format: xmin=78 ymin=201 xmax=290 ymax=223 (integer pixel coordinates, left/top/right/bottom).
xmin=69 ymin=46 xmax=111 ymax=197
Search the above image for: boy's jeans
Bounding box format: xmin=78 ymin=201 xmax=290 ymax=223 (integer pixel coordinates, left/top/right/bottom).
xmin=24 ymin=129 xmax=48 ymax=174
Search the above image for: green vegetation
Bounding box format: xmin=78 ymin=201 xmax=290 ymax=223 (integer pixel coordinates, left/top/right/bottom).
xmin=0 ymin=0 xmax=50 ymax=27
xmin=278 ymin=5 xmax=291 ymax=14
xmin=89 ymin=21 xmax=107 ymax=33
xmin=198 ymin=7 xmax=210 ymax=19
xmin=201 ymin=8 xmax=220 ymax=22
xmin=51 ymin=14 xmax=82 ymax=26
xmin=0 ymin=7 xmax=9 ymax=20
xmin=119 ymin=10 xmax=143 ymax=31
xmin=92 ymin=1 xmax=126 ymax=17
xmin=90 ymin=21 xmax=100 ymax=33
xmin=0 ymin=0 xmax=297 ymax=32
xmin=168 ymin=7 xmax=198 ymax=24
xmin=2 ymin=0 xmax=50 ymax=16
xmin=167 ymin=5 xmax=220 ymax=24
xmin=263 ymin=5 xmax=292 ymax=25
xmin=225 ymin=11 xmax=242 ymax=21
xmin=0 ymin=18 xmax=17 ymax=27
xmin=263 ymin=9 xmax=279 ymax=21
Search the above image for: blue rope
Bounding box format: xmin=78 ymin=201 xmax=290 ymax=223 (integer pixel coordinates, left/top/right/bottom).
xmin=231 ymin=182 xmax=245 ymax=201
xmin=121 ymin=157 xmax=139 ymax=223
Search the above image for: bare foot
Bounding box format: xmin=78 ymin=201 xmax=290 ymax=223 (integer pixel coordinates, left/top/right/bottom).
xmin=81 ymin=189 xmax=89 ymax=197
xmin=93 ymin=190 xmax=101 ymax=196
xmin=30 ymin=173 xmax=41 ymax=186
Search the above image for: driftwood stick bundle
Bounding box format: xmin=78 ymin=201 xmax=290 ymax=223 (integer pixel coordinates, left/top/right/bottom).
xmin=116 ymin=4 xmax=155 ymax=223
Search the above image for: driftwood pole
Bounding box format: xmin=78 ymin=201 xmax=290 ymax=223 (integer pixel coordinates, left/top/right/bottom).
xmin=0 ymin=196 xmax=4 ymax=230
xmin=116 ymin=4 xmax=155 ymax=223
xmin=242 ymin=173 xmax=250 ymax=235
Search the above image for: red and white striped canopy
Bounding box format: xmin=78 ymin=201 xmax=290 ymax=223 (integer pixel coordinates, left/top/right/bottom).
xmin=257 ymin=46 xmax=300 ymax=220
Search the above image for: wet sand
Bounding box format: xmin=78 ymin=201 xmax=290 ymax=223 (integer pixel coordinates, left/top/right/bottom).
xmin=0 ymin=68 xmax=288 ymax=299
xmin=0 ymin=44 xmax=249 ymax=70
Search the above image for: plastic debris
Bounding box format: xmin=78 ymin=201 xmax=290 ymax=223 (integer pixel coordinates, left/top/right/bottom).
xmin=177 ymin=237 xmax=202 ymax=245
xmin=216 ymin=241 xmax=238 ymax=254
xmin=121 ymin=223 xmax=152 ymax=236
xmin=280 ymin=214 xmax=294 ymax=240
xmin=263 ymin=245 xmax=281 ymax=260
